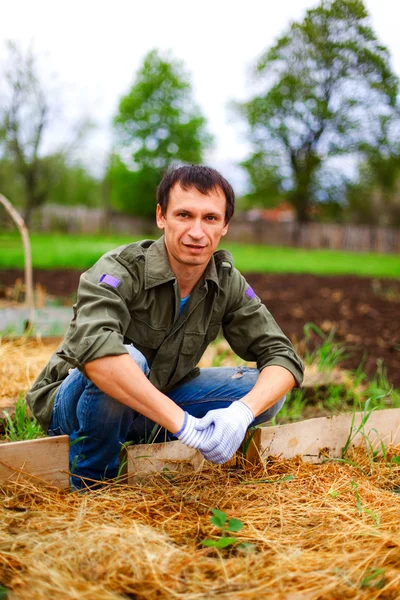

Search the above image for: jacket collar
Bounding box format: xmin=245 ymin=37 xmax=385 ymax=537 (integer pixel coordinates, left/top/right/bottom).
xmin=144 ymin=235 xmax=220 ymax=290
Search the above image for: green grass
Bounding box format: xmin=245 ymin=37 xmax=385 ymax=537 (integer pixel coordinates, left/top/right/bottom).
xmin=1 ymin=233 xmax=399 ymax=277
xmin=2 ymin=394 xmax=44 ymax=442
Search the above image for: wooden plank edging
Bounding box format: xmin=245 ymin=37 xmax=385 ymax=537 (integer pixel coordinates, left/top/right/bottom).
xmin=0 ymin=435 xmax=70 ymax=489
xmin=1 ymin=409 xmax=400 ymax=489
xmin=127 ymin=408 xmax=400 ymax=476
xmin=258 ymin=408 xmax=400 ymax=464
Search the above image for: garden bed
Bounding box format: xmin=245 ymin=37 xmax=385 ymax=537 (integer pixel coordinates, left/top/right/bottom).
xmin=1 ymin=443 xmax=400 ymax=599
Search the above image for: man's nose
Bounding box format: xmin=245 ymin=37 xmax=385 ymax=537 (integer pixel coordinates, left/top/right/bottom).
xmin=188 ymin=220 xmax=204 ymax=239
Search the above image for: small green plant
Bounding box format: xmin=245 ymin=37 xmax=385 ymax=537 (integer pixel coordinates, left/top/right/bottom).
xmin=303 ymin=323 xmax=349 ymax=372
xmin=350 ymin=480 xmax=380 ymax=526
xmin=328 ymin=486 xmax=339 ymax=498
xmin=341 ymin=399 xmax=378 ymax=468
xmin=361 ymin=567 xmax=386 ymax=589
xmin=201 ymin=509 xmax=253 ymax=551
xmin=0 ymin=585 xmax=9 ymax=600
xmin=3 ymin=394 xmax=44 ymax=441
xmin=69 ymin=436 xmax=88 ymax=474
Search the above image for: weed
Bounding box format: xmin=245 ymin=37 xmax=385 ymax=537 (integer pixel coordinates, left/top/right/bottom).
xmin=361 ymin=567 xmax=386 ymax=589
xmin=241 ymin=474 xmax=295 ymax=485
xmin=270 ymin=388 xmax=308 ymax=425
xmin=341 ymin=399 xmax=376 ymax=460
xmin=350 ymin=480 xmax=380 ymax=526
xmin=303 ymin=323 xmax=349 ymax=371
xmin=69 ymin=436 xmax=88 ymax=475
xmin=201 ymin=509 xmax=254 ymax=552
xmin=3 ymin=394 xmax=44 ymax=442
xmin=328 ymin=487 xmax=339 ymax=498
xmin=363 ymin=360 xmax=400 ymax=410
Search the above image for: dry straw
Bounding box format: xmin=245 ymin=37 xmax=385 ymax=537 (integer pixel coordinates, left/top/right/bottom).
xmin=0 ymin=339 xmax=59 ymax=407
xmin=1 ymin=447 xmax=400 ymax=599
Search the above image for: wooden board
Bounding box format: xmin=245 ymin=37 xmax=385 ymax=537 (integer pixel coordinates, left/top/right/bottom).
xmin=127 ymin=409 xmax=400 ymax=477
xmin=0 ymin=435 xmax=70 ymax=489
xmin=126 ymin=440 xmax=205 ymax=482
xmin=258 ymin=408 xmax=400 ymax=464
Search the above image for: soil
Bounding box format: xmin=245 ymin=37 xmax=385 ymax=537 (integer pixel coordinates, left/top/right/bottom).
xmin=1 ymin=268 xmax=400 ymax=388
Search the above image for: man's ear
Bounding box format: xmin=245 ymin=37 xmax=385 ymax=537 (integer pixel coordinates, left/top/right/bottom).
xmin=221 ymin=221 xmax=229 ymax=237
xmin=156 ymin=204 xmax=165 ymax=230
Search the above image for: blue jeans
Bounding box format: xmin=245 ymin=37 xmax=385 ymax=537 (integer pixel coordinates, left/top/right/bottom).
xmin=48 ymin=345 xmax=285 ymax=488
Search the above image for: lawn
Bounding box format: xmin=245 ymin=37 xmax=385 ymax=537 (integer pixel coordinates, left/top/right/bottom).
xmin=1 ymin=233 xmax=400 ymax=277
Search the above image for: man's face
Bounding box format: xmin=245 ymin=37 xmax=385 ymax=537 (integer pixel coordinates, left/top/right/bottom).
xmin=156 ymin=183 xmax=229 ymax=270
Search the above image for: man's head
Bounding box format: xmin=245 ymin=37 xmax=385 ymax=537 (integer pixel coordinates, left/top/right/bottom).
xmin=157 ymin=165 xmax=235 ymax=225
xmin=156 ymin=165 xmax=235 ymax=272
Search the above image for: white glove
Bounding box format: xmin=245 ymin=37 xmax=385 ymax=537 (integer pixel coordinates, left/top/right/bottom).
xmin=195 ymin=401 xmax=255 ymax=464
xmin=175 ymin=412 xmax=215 ymax=450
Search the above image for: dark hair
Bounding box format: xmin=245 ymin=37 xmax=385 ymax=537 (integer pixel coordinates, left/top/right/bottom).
xmin=157 ymin=165 xmax=235 ymax=223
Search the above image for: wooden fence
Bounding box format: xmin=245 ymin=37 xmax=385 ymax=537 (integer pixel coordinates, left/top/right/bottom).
xmin=2 ymin=204 xmax=399 ymax=253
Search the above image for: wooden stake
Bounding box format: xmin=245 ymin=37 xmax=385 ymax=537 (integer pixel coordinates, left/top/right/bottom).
xmin=0 ymin=193 xmax=35 ymax=324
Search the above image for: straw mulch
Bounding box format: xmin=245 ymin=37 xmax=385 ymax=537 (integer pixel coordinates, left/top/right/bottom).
xmin=0 ymin=339 xmax=245 ymax=411
xmin=0 ymin=339 xmax=60 ymax=405
xmin=1 ymin=448 xmax=400 ymax=599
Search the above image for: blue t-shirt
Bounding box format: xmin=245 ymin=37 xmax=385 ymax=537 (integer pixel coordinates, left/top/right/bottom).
xmin=179 ymin=295 xmax=190 ymax=314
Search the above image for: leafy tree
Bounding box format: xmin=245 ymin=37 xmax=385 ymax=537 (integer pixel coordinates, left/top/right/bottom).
xmin=236 ymin=0 xmax=399 ymax=224
xmin=49 ymin=161 xmax=102 ymax=207
xmin=346 ymin=151 xmax=400 ymax=226
xmin=110 ymin=49 xmax=212 ymax=218
xmin=0 ymin=41 xmax=90 ymax=226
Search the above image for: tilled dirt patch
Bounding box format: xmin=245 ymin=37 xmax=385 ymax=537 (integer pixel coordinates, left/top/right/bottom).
xmin=1 ymin=268 xmax=400 ymax=387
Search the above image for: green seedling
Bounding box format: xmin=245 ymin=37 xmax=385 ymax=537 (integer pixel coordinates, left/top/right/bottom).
xmin=3 ymin=394 xmax=44 ymax=442
xmin=69 ymin=436 xmax=88 ymax=474
xmin=361 ymin=567 xmax=386 ymax=589
xmin=241 ymin=427 xmax=259 ymax=458
xmin=351 ymin=480 xmax=380 ymax=527
xmin=328 ymin=486 xmax=339 ymax=498
xmin=201 ymin=509 xmax=253 ymax=551
xmin=241 ymin=474 xmax=295 ymax=485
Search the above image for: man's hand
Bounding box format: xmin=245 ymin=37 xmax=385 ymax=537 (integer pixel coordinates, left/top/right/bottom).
xmin=175 ymin=412 xmax=215 ymax=450
xmin=194 ymin=401 xmax=255 ymax=464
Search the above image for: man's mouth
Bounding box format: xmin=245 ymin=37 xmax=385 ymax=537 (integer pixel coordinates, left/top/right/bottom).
xmin=184 ymin=243 xmax=206 ymax=249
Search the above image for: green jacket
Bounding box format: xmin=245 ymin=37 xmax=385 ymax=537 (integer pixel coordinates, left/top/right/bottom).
xmin=26 ymin=236 xmax=304 ymax=432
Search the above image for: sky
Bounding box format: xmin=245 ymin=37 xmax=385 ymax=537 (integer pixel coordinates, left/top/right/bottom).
xmin=1 ymin=0 xmax=400 ymax=192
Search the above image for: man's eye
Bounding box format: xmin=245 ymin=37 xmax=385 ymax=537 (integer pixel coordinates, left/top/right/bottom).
xmin=206 ymin=215 xmax=216 ymax=221
xmin=179 ymin=213 xmax=189 ymax=218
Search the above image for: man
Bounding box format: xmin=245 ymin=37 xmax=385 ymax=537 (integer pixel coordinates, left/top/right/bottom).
xmin=27 ymin=165 xmax=304 ymax=489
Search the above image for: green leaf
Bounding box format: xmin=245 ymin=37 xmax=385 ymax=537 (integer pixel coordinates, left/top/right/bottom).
xmin=0 ymin=586 xmax=9 ymax=600
xmin=241 ymin=474 xmax=295 ymax=485
xmin=202 ymin=537 xmax=237 ymax=548
xmin=390 ymin=456 xmax=400 ymax=465
xmin=361 ymin=567 xmax=386 ymax=589
xmin=227 ymin=518 xmax=244 ymax=533
xmin=70 ymin=436 xmax=88 ymax=447
xmin=210 ymin=508 xmax=227 ymax=528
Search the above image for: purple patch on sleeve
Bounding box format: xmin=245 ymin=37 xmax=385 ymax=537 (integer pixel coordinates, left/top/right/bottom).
xmin=246 ymin=286 xmax=256 ymax=299
xmin=99 ymin=274 xmax=121 ymax=288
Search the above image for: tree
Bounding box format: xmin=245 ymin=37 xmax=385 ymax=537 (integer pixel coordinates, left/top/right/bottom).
xmin=0 ymin=42 xmax=90 ymax=226
xmin=346 ymin=151 xmax=400 ymax=226
xmin=109 ymin=49 xmax=212 ymax=218
xmin=236 ymin=0 xmax=399 ymax=224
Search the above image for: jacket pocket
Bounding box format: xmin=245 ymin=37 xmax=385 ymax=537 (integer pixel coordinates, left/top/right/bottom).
xmin=125 ymin=317 xmax=167 ymax=349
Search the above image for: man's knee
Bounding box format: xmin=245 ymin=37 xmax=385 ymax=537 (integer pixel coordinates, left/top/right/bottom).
xmin=124 ymin=344 xmax=150 ymax=376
